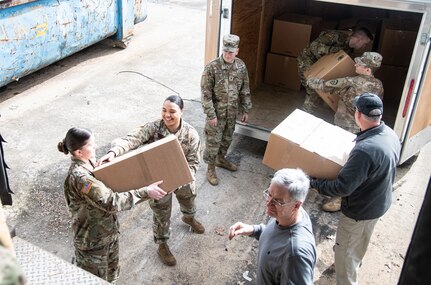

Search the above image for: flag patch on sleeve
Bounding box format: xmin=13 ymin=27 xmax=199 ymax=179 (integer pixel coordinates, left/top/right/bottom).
xmin=81 ymin=180 xmax=93 ymax=194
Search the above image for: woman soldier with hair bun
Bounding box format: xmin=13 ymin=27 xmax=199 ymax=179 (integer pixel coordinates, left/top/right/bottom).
xmin=58 ymin=127 xmax=166 ymax=284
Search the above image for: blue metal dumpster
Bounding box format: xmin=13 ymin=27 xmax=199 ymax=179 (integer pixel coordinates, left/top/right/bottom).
xmin=0 ymin=0 xmax=147 ymax=88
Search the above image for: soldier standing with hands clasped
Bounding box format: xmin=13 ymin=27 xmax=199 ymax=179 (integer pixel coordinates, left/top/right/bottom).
xmin=201 ymin=34 xmax=252 ymax=186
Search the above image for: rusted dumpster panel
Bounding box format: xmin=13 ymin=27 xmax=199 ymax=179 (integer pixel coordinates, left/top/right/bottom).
xmin=0 ymin=0 xmax=147 ymax=87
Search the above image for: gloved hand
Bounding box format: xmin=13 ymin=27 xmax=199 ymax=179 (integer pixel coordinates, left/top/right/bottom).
xmin=307 ymin=77 xmax=323 ymax=89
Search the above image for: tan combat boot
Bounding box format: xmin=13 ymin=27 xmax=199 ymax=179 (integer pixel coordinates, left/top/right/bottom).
xmin=157 ymin=243 xmax=176 ymax=266
xmin=182 ymin=216 xmax=205 ymax=234
xmin=322 ymin=197 xmax=342 ymax=212
xmin=215 ymin=156 xmax=237 ymax=172
xmin=207 ymin=164 xmax=219 ymax=185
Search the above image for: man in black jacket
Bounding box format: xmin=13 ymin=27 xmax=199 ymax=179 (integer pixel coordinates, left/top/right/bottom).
xmin=311 ymin=93 xmax=401 ymax=285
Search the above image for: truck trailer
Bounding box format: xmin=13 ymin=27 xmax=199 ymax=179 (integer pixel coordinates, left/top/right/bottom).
xmin=204 ymin=0 xmax=431 ymax=165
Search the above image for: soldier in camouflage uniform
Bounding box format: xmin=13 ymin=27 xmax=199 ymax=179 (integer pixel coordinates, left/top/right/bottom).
xmin=58 ymin=127 xmax=166 ymax=283
xmin=99 ymin=95 xmax=204 ymax=267
xmin=0 ymin=205 xmax=25 ymax=285
xmin=201 ymin=34 xmax=252 ymax=186
xmin=307 ymin=52 xmax=384 ymax=212
xmin=298 ymin=28 xmax=373 ymax=113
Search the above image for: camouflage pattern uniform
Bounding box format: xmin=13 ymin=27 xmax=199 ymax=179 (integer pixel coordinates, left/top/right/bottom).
xmin=298 ymin=30 xmax=352 ymax=113
xmin=0 ymin=246 xmax=24 ymax=285
xmin=109 ymin=119 xmax=200 ymax=244
xmin=64 ymin=159 xmax=150 ymax=283
xmin=201 ymin=55 xmax=252 ymax=164
xmin=308 ymin=75 xmax=383 ymax=132
xmin=308 ymin=52 xmax=384 ymax=133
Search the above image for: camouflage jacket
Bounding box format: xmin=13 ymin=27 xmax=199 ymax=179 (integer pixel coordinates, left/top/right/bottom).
xmin=311 ymin=74 xmax=384 ymax=116
xmin=299 ymin=30 xmax=351 ymax=63
xmin=201 ymin=55 xmax=252 ymax=120
xmin=64 ymin=159 xmax=149 ymax=250
xmin=109 ymin=119 xmax=200 ymax=175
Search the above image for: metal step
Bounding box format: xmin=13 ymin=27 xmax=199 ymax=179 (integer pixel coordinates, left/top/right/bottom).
xmin=235 ymin=122 xmax=271 ymax=142
xmin=14 ymin=237 xmax=109 ymax=285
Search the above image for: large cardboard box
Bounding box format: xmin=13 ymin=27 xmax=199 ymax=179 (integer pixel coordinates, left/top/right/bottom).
xmin=379 ymin=19 xmax=418 ymax=67
xmin=263 ymin=109 xmax=356 ymax=179
xmin=304 ymin=50 xmax=356 ymax=112
xmin=264 ymin=53 xmax=301 ymax=90
xmin=271 ymin=13 xmax=321 ymax=57
xmin=94 ymin=135 xmax=193 ymax=193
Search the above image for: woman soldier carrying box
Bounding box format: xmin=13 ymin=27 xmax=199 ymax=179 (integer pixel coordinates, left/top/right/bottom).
xmin=58 ymin=127 xmax=166 ymax=283
xmin=99 ymin=95 xmax=205 ymax=267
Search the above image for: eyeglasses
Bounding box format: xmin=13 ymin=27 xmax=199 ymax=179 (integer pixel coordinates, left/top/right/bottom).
xmin=263 ymin=189 xmax=292 ymax=207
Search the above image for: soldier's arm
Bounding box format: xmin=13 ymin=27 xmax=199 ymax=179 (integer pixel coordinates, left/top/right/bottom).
xmin=239 ymin=65 xmax=252 ymax=114
xmin=185 ymin=128 xmax=201 ymax=175
xmin=309 ymin=32 xmax=345 ymax=60
xmin=109 ymin=123 xmax=156 ymax=156
xmin=201 ymin=65 xmax=217 ymax=120
xmin=75 ymin=174 xmax=150 ymax=214
xmin=320 ymin=77 xmax=351 ymax=94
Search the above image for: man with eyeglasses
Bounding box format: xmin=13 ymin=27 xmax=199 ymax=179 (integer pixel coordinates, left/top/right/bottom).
xmin=310 ymin=93 xmax=401 ymax=285
xmin=228 ymin=168 xmax=316 ymax=284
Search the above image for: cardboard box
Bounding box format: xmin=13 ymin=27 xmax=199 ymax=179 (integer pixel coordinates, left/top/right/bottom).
xmin=264 ymin=53 xmax=301 ymax=91
xmin=304 ymin=50 xmax=356 ymax=112
xmin=263 ymin=109 xmax=356 ymax=179
xmin=379 ymin=19 xmax=418 ymax=67
xmin=94 ymin=135 xmax=193 ymax=193
xmin=271 ymin=13 xmax=321 ymax=57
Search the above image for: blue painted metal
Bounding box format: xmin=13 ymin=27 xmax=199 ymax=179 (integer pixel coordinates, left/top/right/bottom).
xmin=0 ymin=0 xmax=147 ymax=87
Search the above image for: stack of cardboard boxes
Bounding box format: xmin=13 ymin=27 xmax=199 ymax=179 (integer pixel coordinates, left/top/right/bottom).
xmin=264 ymin=13 xmax=321 ymax=90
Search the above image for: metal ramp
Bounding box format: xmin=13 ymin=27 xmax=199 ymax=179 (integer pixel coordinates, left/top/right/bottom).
xmin=13 ymin=237 xmax=109 ymax=285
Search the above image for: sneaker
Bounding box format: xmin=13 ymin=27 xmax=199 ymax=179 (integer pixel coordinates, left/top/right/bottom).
xmin=182 ymin=216 xmax=205 ymax=234
xmin=215 ymin=157 xmax=237 ymax=172
xmin=157 ymin=243 xmax=176 ymax=266
xmin=322 ymin=197 xmax=342 ymax=212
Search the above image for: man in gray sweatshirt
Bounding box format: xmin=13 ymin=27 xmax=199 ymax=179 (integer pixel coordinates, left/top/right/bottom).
xmin=228 ymin=168 xmax=316 ymax=284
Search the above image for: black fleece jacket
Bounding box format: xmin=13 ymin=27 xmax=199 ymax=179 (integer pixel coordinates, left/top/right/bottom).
xmin=312 ymin=122 xmax=401 ymax=220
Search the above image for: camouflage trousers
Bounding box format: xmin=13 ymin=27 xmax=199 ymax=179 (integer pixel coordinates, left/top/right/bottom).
xmin=297 ymin=56 xmax=324 ymax=114
xmin=203 ymin=117 xmax=236 ymax=164
xmin=75 ymin=236 xmax=120 ymax=284
xmin=149 ymin=182 xmax=196 ymax=244
xmin=335 ymin=102 xmax=360 ymax=133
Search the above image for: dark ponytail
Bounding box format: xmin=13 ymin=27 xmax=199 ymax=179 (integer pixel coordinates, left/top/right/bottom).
xmin=57 ymin=127 xmax=92 ymax=155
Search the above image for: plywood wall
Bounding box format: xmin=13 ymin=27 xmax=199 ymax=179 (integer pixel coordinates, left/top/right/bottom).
xmin=231 ymin=0 xmax=305 ymax=91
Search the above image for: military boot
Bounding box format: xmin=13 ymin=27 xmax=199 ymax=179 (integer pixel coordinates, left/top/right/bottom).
xmin=215 ymin=156 xmax=237 ymax=172
xmin=157 ymin=243 xmax=176 ymax=266
xmin=182 ymin=216 xmax=205 ymax=234
xmin=207 ymin=164 xmax=219 ymax=185
xmin=322 ymin=197 xmax=342 ymax=212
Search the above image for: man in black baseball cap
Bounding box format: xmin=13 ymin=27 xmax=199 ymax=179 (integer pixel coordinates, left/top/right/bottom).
xmin=353 ymin=92 xmax=383 ymax=118
xmin=311 ymin=92 xmax=401 ymax=284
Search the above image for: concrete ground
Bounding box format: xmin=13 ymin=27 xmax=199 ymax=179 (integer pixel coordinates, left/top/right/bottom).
xmin=1 ymin=1 xmax=430 ymax=284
